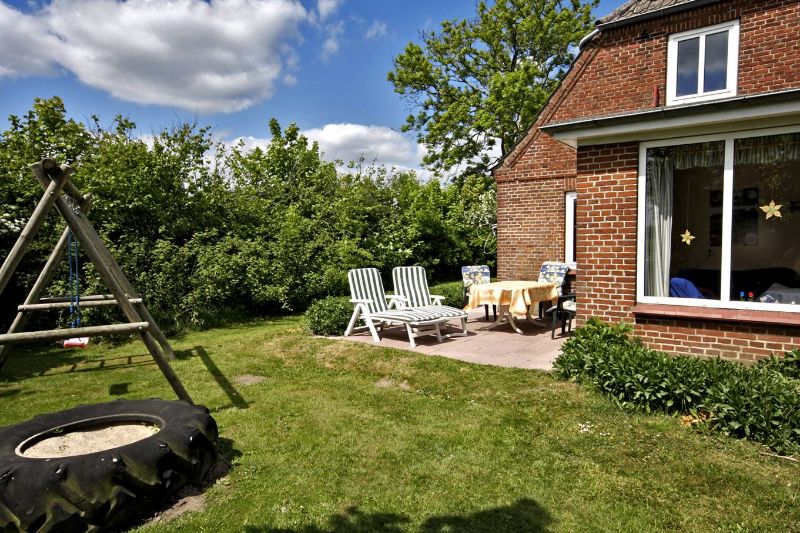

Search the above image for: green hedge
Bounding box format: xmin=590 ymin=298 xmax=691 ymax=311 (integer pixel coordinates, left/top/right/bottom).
xmin=306 ymin=296 xmax=353 ymax=336
xmin=428 ymin=281 xmax=466 ymax=309
xmin=554 ymin=319 xmax=800 ymax=455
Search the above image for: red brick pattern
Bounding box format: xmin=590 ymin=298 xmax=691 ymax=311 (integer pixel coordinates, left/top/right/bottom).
xmin=494 ymin=0 xmax=800 ymax=360
xmin=552 ymin=0 xmax=800 ymax=123
xmin=635 ymin=317 xmax=800 ymax=361
xmin=575 ymin=143 xmax=639 ymax=323
xmin=496 ymin=176 xmax=571 ymax=280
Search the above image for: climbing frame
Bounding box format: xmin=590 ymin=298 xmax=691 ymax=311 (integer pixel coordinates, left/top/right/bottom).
xmin=0 ymin=159 xmax=192 ymax=403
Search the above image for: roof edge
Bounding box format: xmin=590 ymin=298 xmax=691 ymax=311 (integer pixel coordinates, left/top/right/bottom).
xmin=597 ymin=0 xmax=722 ymax=31
xmin=490 ymin=40 xmax=602 ymax=173
xmin=540 ymin=88 xmax=800 ymax=135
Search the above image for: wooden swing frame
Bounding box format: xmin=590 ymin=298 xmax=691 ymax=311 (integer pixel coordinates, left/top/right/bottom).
xmin=0 ymin=159 xmax=192 ymax=403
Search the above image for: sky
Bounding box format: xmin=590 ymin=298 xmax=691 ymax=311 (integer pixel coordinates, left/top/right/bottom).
xmin=0 ymin=0 xmax=624 ymax=175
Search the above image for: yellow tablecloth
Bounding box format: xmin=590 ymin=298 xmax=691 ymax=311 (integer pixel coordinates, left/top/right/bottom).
xmin=465 ymin=280 xmax=558 ymax=317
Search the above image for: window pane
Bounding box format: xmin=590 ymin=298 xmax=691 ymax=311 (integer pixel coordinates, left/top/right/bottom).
xmin=676 ymin=37 xmax=699 ymax=96
xmin=703 ymin=31 xmax=729 ymax=92
xmin=645 ymin=142 xmax=724 ymax=299
xmin=732 ymin=133 xmax=800 ymax=305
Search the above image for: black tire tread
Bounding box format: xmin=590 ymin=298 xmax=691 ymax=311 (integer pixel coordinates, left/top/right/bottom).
xmin=0 ymin=399 xmax=217 ymax=532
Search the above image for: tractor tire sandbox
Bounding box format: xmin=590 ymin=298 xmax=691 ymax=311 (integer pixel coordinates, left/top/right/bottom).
xmin=0 ymin=399 xmax=217 ymax=532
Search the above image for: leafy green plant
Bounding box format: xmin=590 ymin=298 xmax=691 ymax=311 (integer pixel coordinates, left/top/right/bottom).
xmin=554 ymin=319 xmax=800 ymax=455
xmin=1 ymin=98 xmax=496 ymax=334
xmin=305 ymin=296 xmax=353 ymax=336
xmin=428 ymin=280 xmax=465 ymax=309
xmin=757 ymin=349 xmax=800 ymax=381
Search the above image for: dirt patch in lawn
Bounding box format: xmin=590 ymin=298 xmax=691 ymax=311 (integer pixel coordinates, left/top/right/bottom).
xmin=234 ymin=374 xmax=266 ymax=386
xmin=375 ymin=378 xmax=412 ymax=391
xmin=149 ymin=486 xmax=206 ymax=523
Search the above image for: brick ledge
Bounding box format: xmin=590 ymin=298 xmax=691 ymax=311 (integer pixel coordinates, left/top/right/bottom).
xmin=631 ymin=304 xmax=800 ymax=327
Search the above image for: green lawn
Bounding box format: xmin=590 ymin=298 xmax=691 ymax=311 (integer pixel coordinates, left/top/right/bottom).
xmin=0 ymin=317 xmax=797 ymax=532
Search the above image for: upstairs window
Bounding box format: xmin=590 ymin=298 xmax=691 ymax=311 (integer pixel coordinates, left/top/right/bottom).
xmin=666 ymin=20 xmax=739 ymax=106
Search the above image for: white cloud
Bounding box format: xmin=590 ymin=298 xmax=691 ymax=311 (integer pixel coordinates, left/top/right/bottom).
xmin=304 ymin=123 xmax=426 ymax=170
xmin=364 ymin=20 xmax=387 ymax=39
xmin=0 ymin=0 xmax=308 ymax=113
xmin=316 ymin=0 xmax=339 ymax=20
xmin=231 ymin=135 xmax=271 ymax=153
xmin=231 ymin=123 xmax=429 ymax=176
xmin=321 ymin=20 xmax=343 ymax=61
xmin=0 ymin=3 xmax=59 ymax=78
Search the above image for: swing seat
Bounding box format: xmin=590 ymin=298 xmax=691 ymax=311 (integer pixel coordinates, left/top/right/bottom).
xmin=63 ymin=337 xmax=90 ymax=349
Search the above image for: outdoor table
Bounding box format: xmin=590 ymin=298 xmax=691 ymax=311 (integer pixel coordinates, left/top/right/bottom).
xmin=465 ymin=280 xmax=558 ymax=334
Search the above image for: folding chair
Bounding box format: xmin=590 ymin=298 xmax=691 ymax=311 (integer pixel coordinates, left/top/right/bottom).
xmin=344 ymin=268 xmax=447 ymax=348
xmin=393 ymin=266 xmax=468 ymax=337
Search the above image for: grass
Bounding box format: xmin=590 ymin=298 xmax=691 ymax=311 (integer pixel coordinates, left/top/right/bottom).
xmin=0 ymin=316 xmax=797 ymax=532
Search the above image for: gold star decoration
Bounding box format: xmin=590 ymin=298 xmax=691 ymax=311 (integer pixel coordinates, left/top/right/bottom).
xmin=760 ymin=200 xmax=782 ymax=219
xmin=680 ymin=229 xmax=695 ymax=245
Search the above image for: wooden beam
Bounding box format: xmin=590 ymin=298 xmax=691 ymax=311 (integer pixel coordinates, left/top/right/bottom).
xmin=0 ymin=164 xmax=69 ymax=297
xmin=0 ymin=195 xmax=93 ymax=372
xmin=39 ymin=294 xmax=121 ymax=304
xmin=0 ymin=322 xmax=149 ymax=345
xmin=46 ymin=183 xmax=192 ymax=403
xmin=19 ymin=298 xmax=142 ymax=311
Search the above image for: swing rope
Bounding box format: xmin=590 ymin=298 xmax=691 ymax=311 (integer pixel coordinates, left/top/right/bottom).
xmin=63 ymin=229 xmax=88 ymax=348
xmin=67 ymin=229 xmax=82 ymax=328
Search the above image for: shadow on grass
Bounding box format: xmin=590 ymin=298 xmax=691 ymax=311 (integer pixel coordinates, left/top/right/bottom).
xmin=175 ymin=346 xmax=249 ymax=411
xmin=167 ymin=315 xmax=301 ymax=342
xmin=244 ymin=498 xmax=553 ymax=533
xmin=109 ymin=382 xmax=131 ymax=395
xmin=0 ymin=347 xmax=155 ymax=382
xmin=0 ymin=388 xmax=21 ymax=399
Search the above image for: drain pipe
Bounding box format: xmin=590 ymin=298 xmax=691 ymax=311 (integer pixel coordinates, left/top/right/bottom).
xmin=578 ymin=29 xmax=599 ymax=50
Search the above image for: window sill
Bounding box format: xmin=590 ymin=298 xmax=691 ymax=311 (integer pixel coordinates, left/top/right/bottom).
xmin=632 ymin=303 xmax=800 ymax=327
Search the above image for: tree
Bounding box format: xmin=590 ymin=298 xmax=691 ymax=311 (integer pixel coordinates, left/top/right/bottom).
xmin=388 ymin=0 xmax=596 ymax=175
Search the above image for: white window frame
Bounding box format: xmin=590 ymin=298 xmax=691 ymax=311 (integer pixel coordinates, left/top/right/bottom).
xmin=666 ymin=20 xmax=740 ymax=106
xmin=636 ymin=125 xmax=800 ymax=313
xmin=564 ymin=192 xmax=577 ymax=268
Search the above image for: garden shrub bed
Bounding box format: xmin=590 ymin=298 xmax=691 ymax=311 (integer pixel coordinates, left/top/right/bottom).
xmin=306 ymin=296 xmax=353 ymax=336
xmin=554 ymin=319 xmax=800 ymax=455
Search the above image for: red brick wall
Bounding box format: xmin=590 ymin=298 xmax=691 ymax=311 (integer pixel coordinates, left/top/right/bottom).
xmin=553 ymin=0 xmax=800 ymax=122
xmin=496 ymin=176 xmax=573 ymax=280
xmin=494 ymin=0 xmax=800 ymax=360
xmin=575 ymin=143 xmax=639 ymax=323
xmin=635 ymin=317 xmax=800 ymax=361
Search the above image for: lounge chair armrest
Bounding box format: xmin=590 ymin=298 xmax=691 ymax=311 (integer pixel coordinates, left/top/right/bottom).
xmin=430 ymin=295 xmax=445 ymax=304
xmin=350 ymin=298 xmax=373 ymax=305
xmin=386 ymin=294 xmax=407 ymax=309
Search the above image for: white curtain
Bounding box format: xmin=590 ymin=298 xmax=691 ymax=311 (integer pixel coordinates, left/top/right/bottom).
xmin=646 ymin=155 xmax=673 ymax=297
xmin=735 ymin=133 xmax=800 ymax=164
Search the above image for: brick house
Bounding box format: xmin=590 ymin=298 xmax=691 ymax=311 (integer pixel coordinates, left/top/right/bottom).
xmin=492 ymin=0 xmax=800 ymax=360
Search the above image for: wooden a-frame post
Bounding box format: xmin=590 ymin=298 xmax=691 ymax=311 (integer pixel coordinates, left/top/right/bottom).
xmin=0 ymin=159 xmax=192 ymax=403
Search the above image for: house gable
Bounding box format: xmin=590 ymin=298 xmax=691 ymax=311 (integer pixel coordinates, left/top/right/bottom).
xmin=493 ymin=0 xmax=800 ymax=360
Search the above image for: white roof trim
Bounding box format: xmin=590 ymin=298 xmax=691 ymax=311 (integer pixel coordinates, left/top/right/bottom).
xmin=548 ymin=99 xmax=800 ymax=148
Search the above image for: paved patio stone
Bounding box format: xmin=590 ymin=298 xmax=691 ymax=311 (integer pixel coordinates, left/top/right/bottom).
xmin=334 ymin=309 xmax=571 ymax=370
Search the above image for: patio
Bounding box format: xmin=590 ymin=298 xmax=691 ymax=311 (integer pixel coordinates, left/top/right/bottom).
xmin=337 ymin=308 xmax=570 ymax=370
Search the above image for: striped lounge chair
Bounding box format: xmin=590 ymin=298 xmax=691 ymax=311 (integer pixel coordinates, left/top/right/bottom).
xmin=392 ymin=266 xmax=468 ymax=337
xmin=345 ymin=268 xmax=447 ymax=348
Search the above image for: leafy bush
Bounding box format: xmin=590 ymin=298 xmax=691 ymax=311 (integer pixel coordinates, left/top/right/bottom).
xmin=554 ymin=319 xmax=800 ymax=455
xmin=0 ymin=98 xmax=497 ymax=333
xmin=757 ymin=349 xmax=800 ymax=381
xmin=305 ymin=296 xmax=353 ymax=336
xmin=428 ymin=281 xmax=466 ymax=309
